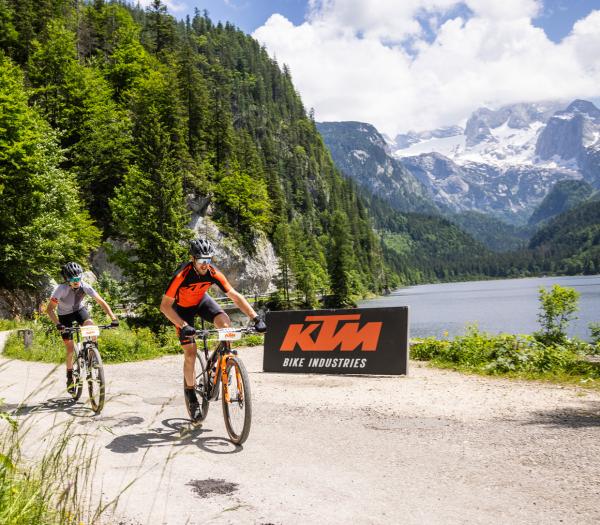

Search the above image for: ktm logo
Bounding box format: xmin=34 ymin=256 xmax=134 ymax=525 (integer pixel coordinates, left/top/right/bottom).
xmin=186 ymin=283 xmax=209 ymax=293
xmin=280 ymin=315 xmax=382 ymax=352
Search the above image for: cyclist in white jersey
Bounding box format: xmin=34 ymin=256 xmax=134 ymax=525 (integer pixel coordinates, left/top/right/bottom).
xmin=46 ymin=262 xmax=119 ymax=393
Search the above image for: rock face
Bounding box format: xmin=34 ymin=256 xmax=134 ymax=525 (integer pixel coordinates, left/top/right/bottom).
xmin=401 ymin=153 xmax=578 ymax=224
xmin=189 ymin=215 xmax=278 ymax=296
xmin=535 ymin=100 xmax=600 ymax=168
xmin=316 ymin=121 xmax=438 ymax=213
xmin=90 ymin=213 xmax=279 ymax=297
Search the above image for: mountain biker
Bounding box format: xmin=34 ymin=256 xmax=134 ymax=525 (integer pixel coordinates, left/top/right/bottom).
xmin=160 ymin=238 xmax=266 ymax=420
xmin=46 ymin=262 xmax=119 ymax=393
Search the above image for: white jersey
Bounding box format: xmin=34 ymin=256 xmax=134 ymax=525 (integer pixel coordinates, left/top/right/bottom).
xmin=50 ymin=282 xmax=98 ymax=315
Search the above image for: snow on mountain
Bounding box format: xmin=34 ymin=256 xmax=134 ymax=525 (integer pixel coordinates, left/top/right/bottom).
xmin=393 ymin=101 xmax=567 ymax=169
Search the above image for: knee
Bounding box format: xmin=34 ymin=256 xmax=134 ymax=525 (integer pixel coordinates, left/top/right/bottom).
xmin=214 ymin=313 xmax=230 ymax=328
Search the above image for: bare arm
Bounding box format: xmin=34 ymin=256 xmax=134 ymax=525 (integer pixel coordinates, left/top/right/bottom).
xmin=226 ymin=289 xmax=257 ymax=320
xmin=160 ymin=295 xmax=188 ymax=328
xmin=46 ymin=300 xmax=59 ymax=325
xmin=93 ymin=294 xmax=117 ymax=321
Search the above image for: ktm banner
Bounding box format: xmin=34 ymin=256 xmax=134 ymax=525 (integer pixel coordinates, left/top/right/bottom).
xmin=263 ymin=307 xmax=408 ymax=375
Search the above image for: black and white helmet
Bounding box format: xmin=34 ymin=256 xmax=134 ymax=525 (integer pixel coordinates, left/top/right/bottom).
xmin=61 ymin=262 xmax=83 ymax=280
xmin=189 ymin=238 xmax=215 ymax=258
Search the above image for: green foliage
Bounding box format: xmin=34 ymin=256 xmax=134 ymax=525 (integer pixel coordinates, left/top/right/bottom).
xmin=534 ymin=285 xmax=580 ymax=345
xmin=528 ymin=179 xmax=593 ymax=226
xmin=0 ymin=54 xmax=100 ymax=290
xmin=213 ymin=161 xmax=271 ymax=247
xmin=589 ymin=322 xmax=600 ymax=345
xmin=89 ymin=272 xmax=131 ymax=320
xmin=97 ymin=325 xmax=180 ymax=362
xmin=3 ymin=321 xmax=181 ymax=364
xmin=411 ymin=326 xmax=599 ymax=383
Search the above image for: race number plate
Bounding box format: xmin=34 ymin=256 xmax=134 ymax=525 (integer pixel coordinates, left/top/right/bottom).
xmin=80 ymin=325 xmax=100 ymax=337
xmin=217 ymin=329 xmax=242 ymax=341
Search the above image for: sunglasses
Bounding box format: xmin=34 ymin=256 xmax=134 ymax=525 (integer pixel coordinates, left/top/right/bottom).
xmin=68 ymin=276 xmax=82 ymax=283
xmin=194 ymin=257 xmax=212 ymax=265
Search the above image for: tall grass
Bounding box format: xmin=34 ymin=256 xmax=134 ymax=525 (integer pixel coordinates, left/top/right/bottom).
xmin=0 ymin=407 xmax=98 ymax=524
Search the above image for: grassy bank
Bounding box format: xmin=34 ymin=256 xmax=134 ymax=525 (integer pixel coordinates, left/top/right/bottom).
xmin=411 ymin=326 xmax=600 ymax=388
xmin=2 ymin=321 xmax=264 ymax=364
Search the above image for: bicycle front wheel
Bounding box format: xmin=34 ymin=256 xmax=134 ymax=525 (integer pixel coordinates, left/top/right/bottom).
xmin=86 ymin=344 xmax=105 ymax=414
xmin=222 ymin=356 xmax=252 ymax=445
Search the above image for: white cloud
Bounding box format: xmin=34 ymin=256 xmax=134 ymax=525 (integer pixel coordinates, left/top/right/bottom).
xmin=253 ymin=2 xmax=600 ymax=136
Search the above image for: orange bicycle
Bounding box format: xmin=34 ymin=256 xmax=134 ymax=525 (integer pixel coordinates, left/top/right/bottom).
xmin=184 ymin=322 xmax=256 ymax=445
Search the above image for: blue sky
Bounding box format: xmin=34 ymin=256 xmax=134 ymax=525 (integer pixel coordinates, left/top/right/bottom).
xmin=168 ymin=0 xmax=600 ymax=43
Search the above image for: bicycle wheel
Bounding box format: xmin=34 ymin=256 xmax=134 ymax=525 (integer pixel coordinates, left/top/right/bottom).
xmin=184 ymin=351 xmax=210 ymax=422
xmin=86 ymin=344 xmax=105 ymax=414
xmin=222 ymin=356 xmax=252 ymax=445
xmin=70 ymin=349 xmax=85 ymax=401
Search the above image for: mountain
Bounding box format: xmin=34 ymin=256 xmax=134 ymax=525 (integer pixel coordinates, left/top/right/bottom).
xmin=356 ymin=190 xmax=493 ymax=283
xmin=447 ymin=212 xmax=529 ymax=252
xmin=316 ymin=122 xmax=438 ymax=214
xmin=535 ymin=100 xmax=600 ymax=187
xmin=400 ymin=153 xmax=577 ymax=224
xmin=528 ymin=200 xmax=600 ymax=274
xmin=528 ymin=179 xmax=594 ymax=226
xmin=345 ymin=100 xmax=600 ymax=226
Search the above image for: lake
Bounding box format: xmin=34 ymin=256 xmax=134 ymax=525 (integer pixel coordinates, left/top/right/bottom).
xmin=359 ymin=275 xmax=600 ymax=341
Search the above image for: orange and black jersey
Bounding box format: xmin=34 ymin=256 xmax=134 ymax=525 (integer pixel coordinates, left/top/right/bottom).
xmin=164 ymin=262 xmax=232 ymax=308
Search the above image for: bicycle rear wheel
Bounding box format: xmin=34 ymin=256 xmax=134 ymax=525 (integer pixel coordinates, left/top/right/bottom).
xmin=222 ymin=356 xmax=252 ymax=445
xmin=184 ymin=351 xmax=210 ymax=422
xmin=86 ymin=344 xmax=105 ymax=413
xmin=70 ymin=349 xmax=85 ymax=401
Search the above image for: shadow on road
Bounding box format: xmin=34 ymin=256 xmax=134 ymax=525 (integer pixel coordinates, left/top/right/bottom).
xmin=525 ymin=400 xmax=600 ymax=428
xmin=5 ymin=397 xmax=96 ymax=418
xmin=105 ymin=418 xmax=243 ymax=455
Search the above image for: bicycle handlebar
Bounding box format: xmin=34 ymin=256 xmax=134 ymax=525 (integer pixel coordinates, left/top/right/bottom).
xmin=61 ymin=324 xmax=118 ymax=334
xmin=193 ymin=326 xmax=261 ymax=338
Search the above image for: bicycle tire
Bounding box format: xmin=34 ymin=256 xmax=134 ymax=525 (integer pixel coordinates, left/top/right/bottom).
xmin=70 ymin=349 xmax=85 ymax=401
xmin=86 ymin=344 xmax=105 ymax=414
xmin=184 ymin=351 xmax=210 ymax=422
xmin=222 ymin=356 xmax=252 ymax=445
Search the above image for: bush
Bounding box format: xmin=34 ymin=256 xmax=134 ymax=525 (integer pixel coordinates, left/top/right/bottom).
xmin=534 ymin=284 xmax=579 ymax=345
xmin=411 ymin=326 xmax=600 ymax=383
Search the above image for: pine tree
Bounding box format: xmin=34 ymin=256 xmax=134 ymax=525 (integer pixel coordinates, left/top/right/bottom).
xmin=327 ymin=211 xmax=356 ymax=307
xmin=0 ymin=54 xmax=100 ymax=290
xmin=110 ymin=105 xmax=191 ymax=325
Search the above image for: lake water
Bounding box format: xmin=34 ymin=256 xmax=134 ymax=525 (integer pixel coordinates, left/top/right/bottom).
xmin=359 ymin=275 xmax=600 ymax=341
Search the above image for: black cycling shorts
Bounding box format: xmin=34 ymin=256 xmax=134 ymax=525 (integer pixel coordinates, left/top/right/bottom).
xmin=174 ymin=294 xmax=225 ymax=344
xmin=58 ymin=308 xmax=91 ymax=340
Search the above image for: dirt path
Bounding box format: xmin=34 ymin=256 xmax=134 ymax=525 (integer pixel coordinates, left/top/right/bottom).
xmin=1 ymin=336 xmax=599 ymax=524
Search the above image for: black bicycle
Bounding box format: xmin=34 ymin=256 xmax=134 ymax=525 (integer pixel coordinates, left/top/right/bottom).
xmin=184 ymin=322 xmax=257 ymax=445
xmin=63 ymin=324 xmax=115 ymax=414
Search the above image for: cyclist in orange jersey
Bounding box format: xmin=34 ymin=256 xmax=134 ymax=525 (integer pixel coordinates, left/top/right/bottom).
xmin=160 ymin=238 xmax=266 ymax=419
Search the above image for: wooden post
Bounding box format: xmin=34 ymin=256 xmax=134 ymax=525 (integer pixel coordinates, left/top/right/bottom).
xmin=17 ymin=329 xmax=34 ymax=349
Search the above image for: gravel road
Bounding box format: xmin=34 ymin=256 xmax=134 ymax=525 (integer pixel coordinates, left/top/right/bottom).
xmin=1 ymin=337 xmax=599 ymax=524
